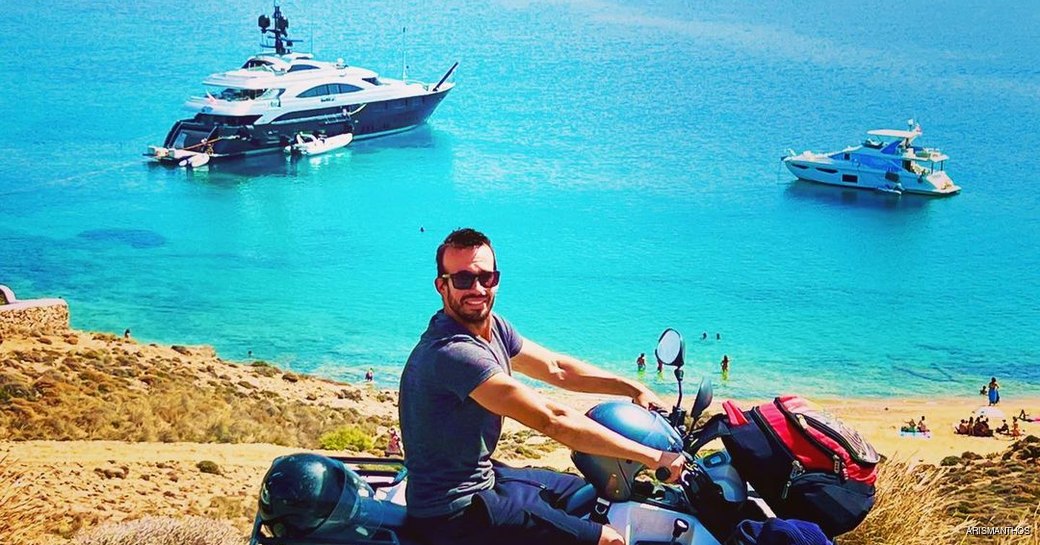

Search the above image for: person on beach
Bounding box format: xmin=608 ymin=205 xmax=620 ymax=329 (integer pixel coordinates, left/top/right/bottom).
xmin=365 ymin=368 xmax=374 ymax=382
xmin=956 ymin=420 xmax=969 ymax=435
xmin=123 ymin=328 xmax=131 ymax=339
xmin=1011 ymin=418 xmax=1022 ymax=438
xmin=385 ymin=428 xmax=403 ymax=457
xmin=980 ymin=385 xmax=988 ymax=396
xmin=1019 ymin=409 xmax=1035 ymax=422
xmin=988 ymin=377 xmax=1000 ymax=406
xmin=636 ymin=353 xmax=646 ymax=372
xmin=972 ymin=419 xmax=993 ymax=437
xmin=995 ymin=420 xmax=1009 ymax=435
xmin=916 ymin=416 xmax=929 ymax=433
xmin=399 ymin=228 xmax=684 ymax=545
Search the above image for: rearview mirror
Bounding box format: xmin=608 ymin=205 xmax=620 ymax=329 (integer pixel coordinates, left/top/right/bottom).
xmin=690 ymin=378 xmax=713 ymax=422
xmin=655 ymin=328 xmax=684 ymax=368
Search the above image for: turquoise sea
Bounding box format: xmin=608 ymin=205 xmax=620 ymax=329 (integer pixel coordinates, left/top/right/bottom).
xmin=2 ymin=1 xmax=1038 ymax=399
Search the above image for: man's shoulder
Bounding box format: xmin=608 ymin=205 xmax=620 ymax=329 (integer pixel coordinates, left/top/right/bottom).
xmin=491 ymin=311 xmax=515 ymax=329
xmin=409 ymin=331 xmax=492 ymax=369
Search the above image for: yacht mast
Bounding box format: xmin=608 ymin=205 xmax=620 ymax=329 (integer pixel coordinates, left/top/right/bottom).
xmin=258 ymin=2 xmax=294 ymax=55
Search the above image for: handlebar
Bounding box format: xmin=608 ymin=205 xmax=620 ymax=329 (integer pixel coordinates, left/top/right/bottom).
xmin=656 ymin=458 xmax=711 ymax=500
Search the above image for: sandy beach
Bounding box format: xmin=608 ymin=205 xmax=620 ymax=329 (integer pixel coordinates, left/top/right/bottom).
xmin=2 ymin=328 xmax=1038 ymax=543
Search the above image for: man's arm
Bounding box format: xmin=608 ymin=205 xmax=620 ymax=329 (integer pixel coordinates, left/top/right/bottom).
xmin=512 ymin=338 xmax=663 ymax=408
xmin=470 ymin=373 xmax=684 ymax=480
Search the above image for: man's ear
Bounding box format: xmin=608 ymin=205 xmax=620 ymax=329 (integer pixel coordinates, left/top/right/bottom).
xmin=434 ymin=276 xmax=447 ymax=294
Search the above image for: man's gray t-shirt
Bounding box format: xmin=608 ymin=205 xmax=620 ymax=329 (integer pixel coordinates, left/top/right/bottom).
xmin=399 ymin=310 xmax=523 ymax=518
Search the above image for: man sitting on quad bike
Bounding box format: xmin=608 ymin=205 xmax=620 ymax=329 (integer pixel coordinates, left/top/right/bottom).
xmin=400 ymin=228 xmax=685 ymax=545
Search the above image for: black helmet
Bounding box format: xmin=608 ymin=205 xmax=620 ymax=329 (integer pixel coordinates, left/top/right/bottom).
xmin=258 ymin=453 xmax=381 ymax=538
xmin=571 ymin=402 xmax=684 ymax=501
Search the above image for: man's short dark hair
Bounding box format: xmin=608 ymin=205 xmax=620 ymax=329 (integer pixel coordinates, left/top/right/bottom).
xmin=436 ymin=228 xmax=495 ymax=275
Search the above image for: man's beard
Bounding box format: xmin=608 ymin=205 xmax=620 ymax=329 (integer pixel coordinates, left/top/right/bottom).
xmin=449 ymin=293 xmax=494 ymax=324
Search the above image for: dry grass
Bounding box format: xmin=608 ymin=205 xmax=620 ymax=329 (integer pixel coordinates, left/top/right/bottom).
xmin=842 ymin=459 xmax=972 ymax=545
xmin=0 ymin=455 xmax=52 ymax=545
xmin=844 ymin=447 xmax=1039 ymax=545
xmin=0 ymin=342 xmax=385 ymax=449
xmin=497 ymin=429 xmax=560 ymax=460
xmin=73 ymin=516 xmax=244 ymax=545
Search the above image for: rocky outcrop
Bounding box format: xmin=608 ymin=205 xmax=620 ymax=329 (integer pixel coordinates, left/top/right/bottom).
xmin=0 ymin=285 xmax=69 ymax=336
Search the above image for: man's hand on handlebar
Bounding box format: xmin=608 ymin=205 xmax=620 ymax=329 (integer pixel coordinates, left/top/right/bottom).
xmin=653 ymin=451 xmax=686 ymax=484
xmin=633 ymin=388 xmax=665 ymax=412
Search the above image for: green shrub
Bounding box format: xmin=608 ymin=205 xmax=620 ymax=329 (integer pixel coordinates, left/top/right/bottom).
xmin=249 ymin=361 xmax=278 ymax=378
xmin=318 ymin=426 xmax=374 ymax=452
xmin=196 ymin=461 xmax=221 ymax=475
xmin=940 ymin=456 xmax=960 ymax=467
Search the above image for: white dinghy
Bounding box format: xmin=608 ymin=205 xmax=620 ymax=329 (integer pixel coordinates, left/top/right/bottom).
xmin=284 ymin=132 xmax=353 ymax=156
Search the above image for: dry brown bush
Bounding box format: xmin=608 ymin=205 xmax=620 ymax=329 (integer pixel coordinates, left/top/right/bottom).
xmin=0 ymin=455 xmax=50 ymax=545
xmin=843 ymin=457 xmax=1040 ymax=545
xmin=842 ymin=459 xmax=972 ymax=545
xmin=73 ymin=516 xmax=244 ymax=545
xmin=0 ymin=345 xmax=364 ymax=448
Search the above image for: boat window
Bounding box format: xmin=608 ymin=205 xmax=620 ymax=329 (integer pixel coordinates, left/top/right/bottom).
xmin=210 ymin=87 xmax=270 ymax=101
xmin=842 ymin=174 xmax=858 ymax=183
xmin=363 ymin=77 xmax=382 ymax=86
xmin=242 ymin=59 xmax=274 ymax=69
xmin=817 ymin=167 xmax=838 ymax=174
xmin=298 ymin=85 xmax=331 ymax=98
xmin=287 ymin=64 xmax=320 ymax=73
xmin=332 ymin=83 xmax=363 ymax=94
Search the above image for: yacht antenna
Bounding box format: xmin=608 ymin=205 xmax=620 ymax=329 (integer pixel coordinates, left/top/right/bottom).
xmin=402 ymin=26 xmax=408 ymax=80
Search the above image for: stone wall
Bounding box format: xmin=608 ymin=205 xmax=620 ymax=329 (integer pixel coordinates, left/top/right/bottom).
xmin=0 ymin=285 xmax=70 ymax=336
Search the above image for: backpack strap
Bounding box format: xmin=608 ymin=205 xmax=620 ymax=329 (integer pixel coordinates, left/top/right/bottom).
xmin=687 ymin=413 xmax=731 ymax=455
xmin=590 ymin=497 xmax=612 ymax=524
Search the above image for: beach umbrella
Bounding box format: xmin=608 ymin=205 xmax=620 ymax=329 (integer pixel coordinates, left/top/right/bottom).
xmin=974 ymin=406 xmax=1005 ymax=420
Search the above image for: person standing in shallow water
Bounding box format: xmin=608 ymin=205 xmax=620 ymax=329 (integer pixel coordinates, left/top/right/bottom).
xmin=399 ymin=228 xmax=684 ymax=545
xmin=988 ymin=377 xmax=1000 ymax=405
xmin=636 ymin=352 xmax=646 ymax=373
xmin=720 ymin=355 xmax=730 ymax=380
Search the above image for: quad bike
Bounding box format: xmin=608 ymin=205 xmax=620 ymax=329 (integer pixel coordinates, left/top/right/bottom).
xmin=248 ymin=328 xmax=773 ymax=545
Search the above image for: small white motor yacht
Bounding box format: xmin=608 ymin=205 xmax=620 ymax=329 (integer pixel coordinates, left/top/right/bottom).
xmin=782 ymin=123 xmax=960 ymax=196
xmin=284 ymin=132 xmax=353 ymax=156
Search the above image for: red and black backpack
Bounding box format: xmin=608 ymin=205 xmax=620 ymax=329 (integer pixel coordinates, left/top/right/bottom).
xmin=696 ymin=395 xmax=881 ymax=538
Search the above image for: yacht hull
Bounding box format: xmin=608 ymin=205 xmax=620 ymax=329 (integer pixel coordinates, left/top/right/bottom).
xmin=783 ymin=157 xmax=960 ymax=196
xmin=156 ymin=87 xmax=451 ymax=162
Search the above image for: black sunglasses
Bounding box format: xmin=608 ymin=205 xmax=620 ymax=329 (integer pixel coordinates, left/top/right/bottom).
xmin=441 ymin=270 xmax=501 ymax=290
